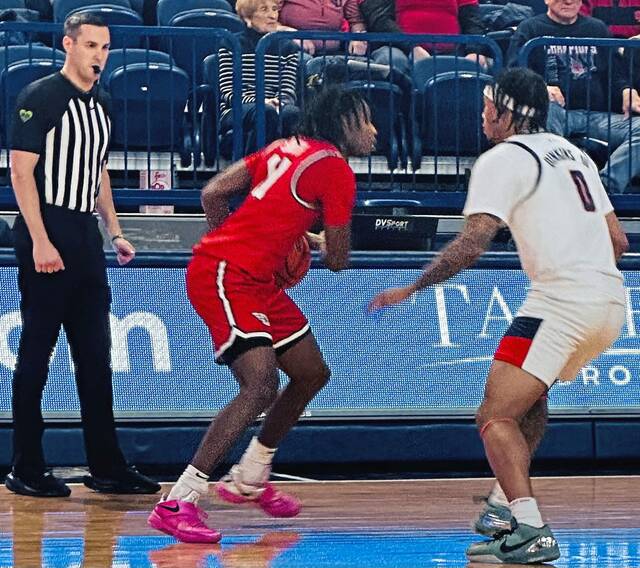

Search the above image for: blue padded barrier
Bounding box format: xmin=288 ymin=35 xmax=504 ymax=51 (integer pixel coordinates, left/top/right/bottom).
xmin=0 ymin=420 xmax=606 ymax=468
xmin=595 ymin=422 xmax=640 ymax=460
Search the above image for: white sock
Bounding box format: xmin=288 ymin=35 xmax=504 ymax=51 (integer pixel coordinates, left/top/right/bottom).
xmin=488 ymin=482 xmax=509 ymax=507
xmin=509 ymin=497 xmax=544 ymax=528
xmin=237 ymin=437 xmax=276 ymax=487
xmin=167 ymin=464 xmax=209 ymax=504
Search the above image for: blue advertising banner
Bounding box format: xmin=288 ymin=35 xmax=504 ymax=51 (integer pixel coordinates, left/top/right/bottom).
xmin=0 ymin=266 xmax=639 ymax=419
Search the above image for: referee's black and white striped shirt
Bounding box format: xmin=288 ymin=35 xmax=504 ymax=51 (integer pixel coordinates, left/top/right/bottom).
xmin=218 ymin=27 xmax=299 ymax=119
xmin=10 ymin=72 xmax=111 ymax=214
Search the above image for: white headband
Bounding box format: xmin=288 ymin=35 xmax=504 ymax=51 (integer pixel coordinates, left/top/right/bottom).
xmin=483 ymin=84 xmax=537 ymax=118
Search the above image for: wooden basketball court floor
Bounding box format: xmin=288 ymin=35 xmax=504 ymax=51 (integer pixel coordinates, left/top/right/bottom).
xmin=0 ymin=476 xmax=638 ymax=568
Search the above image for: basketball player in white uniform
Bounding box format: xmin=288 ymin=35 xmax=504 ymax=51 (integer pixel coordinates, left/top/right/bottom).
xmin=369 ymin=67 xmax=628 ymax=564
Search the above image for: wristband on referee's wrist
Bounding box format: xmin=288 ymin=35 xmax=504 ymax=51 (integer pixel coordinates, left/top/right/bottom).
xmin=110 ymin=234 xmax=124 ymax=243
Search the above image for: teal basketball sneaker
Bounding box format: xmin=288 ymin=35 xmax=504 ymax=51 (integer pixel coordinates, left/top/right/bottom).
xmin=466 ymin=522 xmax=561 ymax=564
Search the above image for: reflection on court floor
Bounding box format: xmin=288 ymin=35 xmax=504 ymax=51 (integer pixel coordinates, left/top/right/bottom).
xmin=1 ymin=478 xmax=639 ymax=568
xmin=2 ymin=528 xmax=640 ymax=567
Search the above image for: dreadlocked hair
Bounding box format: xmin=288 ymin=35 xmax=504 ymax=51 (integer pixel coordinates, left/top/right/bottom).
xmin=297 ymin=85 xmax=370 ymax=151
xmin=491 ymin=67 xmax=549 ymax=134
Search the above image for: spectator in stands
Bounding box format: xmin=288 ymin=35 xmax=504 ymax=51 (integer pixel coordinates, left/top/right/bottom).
xmin=277 ymin=0 xmax=368 ymax=56
xmin=581 ymin=0 xmax=640 ymax=38
xmin=219 ymin=0 xmax=300 ymax=154
xmin=508 ymin=0 xmax=640 ymax=193
xmin=360 ymin=0 xmax=489 ymax=75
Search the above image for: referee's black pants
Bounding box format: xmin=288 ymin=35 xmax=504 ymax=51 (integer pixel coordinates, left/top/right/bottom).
xmin=12 ymin=205 xmax=127 ymax=479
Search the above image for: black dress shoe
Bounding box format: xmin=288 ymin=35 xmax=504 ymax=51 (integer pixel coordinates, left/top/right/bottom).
xmin=83 ymin=466 xmax=160 ymax=494
xmin=5 ymin=470 xmax=71 ymax=497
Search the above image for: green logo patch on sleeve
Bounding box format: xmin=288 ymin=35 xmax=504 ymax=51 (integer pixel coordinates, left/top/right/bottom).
xmin=19 ymin=109 xmax=33 ymax=123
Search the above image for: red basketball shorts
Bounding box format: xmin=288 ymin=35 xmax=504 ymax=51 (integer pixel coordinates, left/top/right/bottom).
xmin=186 ymin=255 xmax=310 ymax=365
xmin=494 ymin=289 xmax=624 ymax=388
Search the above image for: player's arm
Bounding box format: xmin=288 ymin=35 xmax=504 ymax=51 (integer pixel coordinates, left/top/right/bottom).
xmin=10 ymin=149 xmax=65 ymax=273
xmin=323 ymin=224 xmax=351 ymax=272
xmin=369 ymin=213 xmax=501 ymax=311
xmin=201 ymin=159 xmax=252 ymax=230
xmin=306 ymin=157 xmax=355 ymax=272
xmin=605 ymin=211 xmax=629 ymax=261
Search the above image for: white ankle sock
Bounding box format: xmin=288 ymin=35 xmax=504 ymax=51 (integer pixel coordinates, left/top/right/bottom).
xmin=509 ymin=497 xmax=544 ymax=528
xmin=237 ymin=437 xmax=276 ymax=486
xmin=488 ymin=482 xmax=509 ymax=507
xmin=167 ymin=464 xmax=209 ymax=504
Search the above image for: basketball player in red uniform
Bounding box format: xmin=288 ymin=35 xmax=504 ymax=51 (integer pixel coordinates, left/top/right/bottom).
xmin=148 ymin=86 xmax=376 ymax=543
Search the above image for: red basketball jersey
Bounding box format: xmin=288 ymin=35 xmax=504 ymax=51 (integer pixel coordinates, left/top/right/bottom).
xmin=194 ymin=136 xmax=356 ymax=280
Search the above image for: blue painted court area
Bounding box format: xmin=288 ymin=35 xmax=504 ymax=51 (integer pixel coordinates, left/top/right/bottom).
xmin=2 ymin=528 xmax=640 ymax=568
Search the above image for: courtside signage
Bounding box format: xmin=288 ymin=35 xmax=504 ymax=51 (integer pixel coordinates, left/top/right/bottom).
xmin=0 ymin=267 xmax=638 ymax=418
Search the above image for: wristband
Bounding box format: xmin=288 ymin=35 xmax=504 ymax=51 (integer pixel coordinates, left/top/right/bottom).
xmin=110 ymin=234 xmax=124 ymax=243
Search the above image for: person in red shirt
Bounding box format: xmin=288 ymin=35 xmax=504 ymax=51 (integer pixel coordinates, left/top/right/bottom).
xmin=364 ymin=0 xmax=489 ymax=73
xmin=148 ymin=86 xmax=377 ymax=543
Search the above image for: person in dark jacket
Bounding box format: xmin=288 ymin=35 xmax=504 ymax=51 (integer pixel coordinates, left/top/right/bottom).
xmin=508 ymin=0 xmax=640 ymax=192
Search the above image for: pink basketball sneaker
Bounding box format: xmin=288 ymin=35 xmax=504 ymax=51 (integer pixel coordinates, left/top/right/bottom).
xmin=215 ymin=467 xmax=301 ymax=518
xmin=148 ymin=498 xmax=222 ymax=543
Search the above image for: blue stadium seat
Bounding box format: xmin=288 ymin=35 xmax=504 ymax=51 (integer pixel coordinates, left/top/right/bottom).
xmin=413 ymin=56 xmax=483 ymax=90
xmin=0 ymin=45 xmax=65 ymax=72
xmin=168 ymin=9 xmax=243 ymax=32
xmin=102 ymin=48 xmax=173 ymax=89
xmin=0 ymin=59 xmax=63 ymax=147
xmin=108 ymin=63 xmax=191 ymax=164
xmin=512 ymin=0 xmax=546 ymax=14
xmin=53 ymin=0 xmax=131 ymax=22
xmin=156 ymin=0 xmax=232 ymax=26
xmin=128 ymin=0 xmax=142 ymax=14
xmin=68 ymin=5 xmax=143 ymax=47
xmin=413 ymin=71 xmax=492 ymax=169
xmin=0 ymin=0 xmax=25 ymax=9
xmin=161 ymin=26 xmax=232 ymax=87
xmin=345 ymin=80 xmax=408 ymax=171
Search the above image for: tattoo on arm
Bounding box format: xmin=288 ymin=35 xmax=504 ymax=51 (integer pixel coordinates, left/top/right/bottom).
xmin=412 ymin=214 xmax=501 ymax=292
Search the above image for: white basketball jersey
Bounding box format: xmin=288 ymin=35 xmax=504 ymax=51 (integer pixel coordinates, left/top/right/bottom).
xmin=464 ymin=132 xmax=623 ymax=300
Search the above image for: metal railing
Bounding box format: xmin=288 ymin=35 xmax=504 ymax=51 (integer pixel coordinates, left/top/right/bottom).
xmin=518 ymin=36 xmax=640 ymax=195
xmin=1 ymin=24 xmax=640 ymax=211
xmin=0 ymin=22 xmax=244 ymax=191
xmin=255 ymin=31 xmax=503 ymax=193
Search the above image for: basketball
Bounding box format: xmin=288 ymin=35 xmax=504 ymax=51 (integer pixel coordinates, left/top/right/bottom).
xmin=275 ymin=236 xmax=311 ymax=289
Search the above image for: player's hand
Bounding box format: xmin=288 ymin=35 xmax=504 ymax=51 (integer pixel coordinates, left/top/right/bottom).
xmin=265 ymin=97 xmax=280 ymax=109
xmin=368 ymin=285 xmax=415 ymax=312
xmin=305 ymin=230 xmax=326 ymax=255
xmin=112 ymin=236 xmax=135 ymax=266
xmin=547 ymin=86 xmax=565 ymax=107
xmin=622 ymin=88 xmax=640 ymax=116
xmin=33 ymin=239 xmax=65 ymax=273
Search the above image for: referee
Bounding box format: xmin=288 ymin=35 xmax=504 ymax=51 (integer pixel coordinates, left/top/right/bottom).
xmin=5 ymin=14 xmax=160 ymax=497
